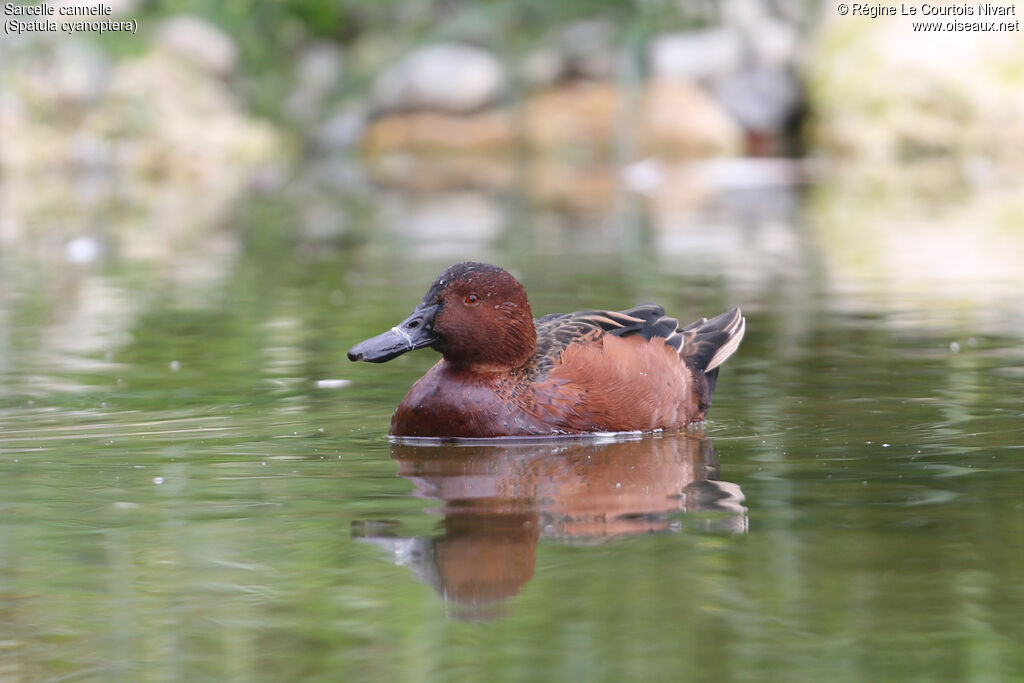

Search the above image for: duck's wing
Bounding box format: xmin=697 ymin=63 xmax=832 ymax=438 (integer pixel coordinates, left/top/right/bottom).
xmin=525 ymin=305 xmax=745 ymax=430
xmin=531 ymin=305 xmax=667 ymax=372
xmin=533 ymin=304 xmax=745 ymax=378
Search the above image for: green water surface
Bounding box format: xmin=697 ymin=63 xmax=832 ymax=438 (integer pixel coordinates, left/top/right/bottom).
xmin=1 ymin=168 xmax=1023 ymax=682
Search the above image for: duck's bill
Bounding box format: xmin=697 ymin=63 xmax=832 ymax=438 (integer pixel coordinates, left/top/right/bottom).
xmin=347 ymin=304 xmax=439 ymax=363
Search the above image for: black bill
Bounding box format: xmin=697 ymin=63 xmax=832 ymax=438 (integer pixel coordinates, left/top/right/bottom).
xmin=347 ymin=303 xmax=439 ymax=363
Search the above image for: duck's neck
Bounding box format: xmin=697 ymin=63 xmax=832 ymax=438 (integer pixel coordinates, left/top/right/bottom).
xmin=443 ymin=309 xmax=536 ymax=373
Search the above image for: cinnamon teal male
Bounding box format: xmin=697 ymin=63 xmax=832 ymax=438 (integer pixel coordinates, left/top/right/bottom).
xmin=348 ymin=262 xmax=745 ymax=438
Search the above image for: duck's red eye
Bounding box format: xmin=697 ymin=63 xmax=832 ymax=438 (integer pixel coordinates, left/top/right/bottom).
xmin=464 ymin=294 xmax=479 ymax=305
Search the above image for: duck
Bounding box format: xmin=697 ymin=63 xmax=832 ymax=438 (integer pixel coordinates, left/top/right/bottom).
xmin=348 ymin=261 xmax=745 ymax=439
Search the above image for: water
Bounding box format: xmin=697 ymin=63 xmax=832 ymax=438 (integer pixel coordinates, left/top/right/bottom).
xmin=2 ymin=160 xmax=1023 ymax=681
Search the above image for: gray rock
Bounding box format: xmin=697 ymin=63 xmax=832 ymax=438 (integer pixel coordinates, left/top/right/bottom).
xmin=521 ymin=47 xmax=567 ymax=88
xmin=713 ymin=67 xmax=802 ymax=132
xmin=721 ymin=0 xmax=767 ymax=32
xmin=296 ymin=42 xmax=344 ymax=94
xmin=747 ymin=17 xmax=799 ymax=68
xmin=1 ymin=38 xmax=111 ymax=105
xmin=49 ymin=40 xmax=111 ymax=105
xmin=285 ymin=42 xmax=345 ymax=123
xmin=314 ymin=108 xmax=366 ymax=151
xmin=766 ymin=0 xmax=810 ymax=24
xmin=648 ymin=29 xmax=745 ymax=83
xmin=559 ymin=20 xmax=619 ymax=80
xmin=371 ymin=43 xmax=506 ymax=114
xmin=155 ymin=15 xmax=238 ymax=77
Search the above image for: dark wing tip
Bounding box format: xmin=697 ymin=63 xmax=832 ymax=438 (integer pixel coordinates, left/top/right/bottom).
xmin=681 ymin=307 xmax=745 ymax=374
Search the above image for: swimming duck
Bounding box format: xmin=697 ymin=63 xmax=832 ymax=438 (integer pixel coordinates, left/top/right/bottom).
xmin=348 ymin=262 xmax=745 ymax=438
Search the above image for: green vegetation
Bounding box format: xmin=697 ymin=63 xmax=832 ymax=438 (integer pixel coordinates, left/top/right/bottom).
xmin=91 ymin=0 xmax=717 ymax=121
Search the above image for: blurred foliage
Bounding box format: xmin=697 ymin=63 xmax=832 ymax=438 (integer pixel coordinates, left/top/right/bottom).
xmin=99 ymin=0 xmax=715 ymax=120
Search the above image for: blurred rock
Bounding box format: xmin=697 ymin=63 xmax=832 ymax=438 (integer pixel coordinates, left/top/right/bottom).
xmin=98 ymin=50 xmax=279 ymax=181
xmin=808 ymin=17 xmax=1024 ymax=165
xmin=363 ymin=109 xmax=513 ymax=155
xmin=763 ymin=0 xmax=806 ymax=25
xmin=520 ymin=47 xmax=567 ymax=89
xmin=559 ymin=20 xmax=619 ymax=81
xmin=649 ymin=6 xmax=805 ymax=153
xmin=370 ymin=43 xmax=506 ymax=114
xmin=314 ymin=108 xmax=366 ymax=152
xmin=720 ymin=0 xmax=769 ymax=33
xmin=155 ymin=15 xmax=238 ymax=78
xmin=0 ymin=38 xmax=110 ymax=113
xmin=523 ymin=79 xmax=741 ymax=159
xmin=297 ymin=42 xmax=345 ymax=93
xmin=52 ymin=41 xmax=111 ymax=106
xmin=0 ymin=95 xmax=27 ymax=173
xmin=520 ymin=20 xmax=620 ymax=88
xmin=649 ymin=30 xmax=744 ymax=83
xmin=637 ymin=79 xmax=743 ymax=158
xmin=285 ymin=42 xmax=344 ymax=124
xmin=523 ymin=82 xmax=618 ymax=150
xmin=713 ymin=67 xmax=801 ymax=135
xmin=747 ymin=17 xmax=800 ymax=69
xmin=819 ymin=23 xmax=1024 ymax=163
xmin=1 ymin=21 xmax=280 ymax=274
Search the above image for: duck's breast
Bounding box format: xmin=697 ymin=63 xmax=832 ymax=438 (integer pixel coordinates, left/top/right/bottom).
xmin=390 ymin=362 xmax=552 ymax=438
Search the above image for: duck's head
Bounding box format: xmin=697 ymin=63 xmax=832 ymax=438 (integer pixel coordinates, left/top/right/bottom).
xmin=348 ymin=262 xmax=536 ymax=370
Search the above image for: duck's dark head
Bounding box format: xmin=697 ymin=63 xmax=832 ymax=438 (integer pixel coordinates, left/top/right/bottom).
xmin=347 ymin=262 xmax=536 ymax=370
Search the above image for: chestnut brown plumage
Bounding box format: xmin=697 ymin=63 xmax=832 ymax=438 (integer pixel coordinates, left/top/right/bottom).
xmin=348 ymin=262 xmax=745 ymax=438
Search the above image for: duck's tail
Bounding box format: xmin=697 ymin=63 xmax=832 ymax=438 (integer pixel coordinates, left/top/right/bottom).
xmin=675 ymin=307 xmax=746 ymax=405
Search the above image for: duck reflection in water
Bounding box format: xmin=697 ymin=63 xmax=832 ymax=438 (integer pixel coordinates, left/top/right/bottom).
xmin=353 ymin=433 xmax=746 ymax=618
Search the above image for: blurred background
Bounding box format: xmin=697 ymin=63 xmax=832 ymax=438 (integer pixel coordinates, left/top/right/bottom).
xmin=4 ymin=0 xmax=1024 ymax=346
xmin=2 ymin=0 xmax=1024 ymax=680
